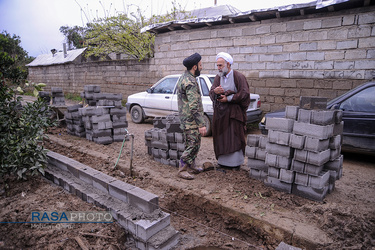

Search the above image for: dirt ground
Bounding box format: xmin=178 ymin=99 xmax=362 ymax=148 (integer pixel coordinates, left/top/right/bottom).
xmin=1 ymin=96 xmax=375 ymax=249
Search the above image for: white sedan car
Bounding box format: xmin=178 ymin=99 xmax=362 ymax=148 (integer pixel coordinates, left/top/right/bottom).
xmin=126 ymin=74 xmax=262 ymax=136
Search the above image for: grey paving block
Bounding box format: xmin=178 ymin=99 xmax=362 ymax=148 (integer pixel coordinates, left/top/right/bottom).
xmin=112 ymin=114 xmax=127 ymax=121
xmin=249 ymin=168 xmax=268 ymax=180
xmin=168 ymin=149 xmax=178 ymax=160
xmin=279 ymin=169 xmax=295 ymax=183
xmin=247 ymin=158 xmax=268 ymax=171
xmin=151 ymin=140 xmax=169 ymax=150
xmin=127 ymin=187 xmax=159 ymax=214
xmin=329 ymin=135 xmax=342 ymax=149
xmin=92 ymin=172 xmax=117 ymax=194
xmin=276 ymin=155 xmax=292 ymax=169
xmin=304 ymin=137 xmax=329 ymax=152
xmin=175 ymin=132 xmax=184 ymax=143
xmin=110 ymin=107 xmax=126 ymax=116
xmin=333 ymin=121 xmax=344 ymax=136
xmin=306 ymin=149 xmax=331 ymax=166
xmin=166 ymin=122 xmax=182 ymax=133
xmin=166 ymin=132 xmax=175 ymax=142
xmin=266 ymin=117 xmax=294 ymax=133
xmin=151 ymin=129 xmax=160 ymax=140
xmin=77 ymin=166 xmax=102 ymax=186
xmin=246 ymin=134 xmax=260 ymax=147
xmin=334 ymin=110 xmax=343 ymax=124
xmin=266 ymin=142 xmax=294 ymax=158
xmin=160 ymin=158 xmax=169 ymax=165
xmin=299 ymin=96 xmax=328 ymax=110
xmin=146 ymin=226 xmax=180 ymax=250
xmin=297 ymin=109 xmax=312 ymax=123
xmin=136 ymin=212 xmax=170 ymax=241
xmin=285 ymin=106 xmax=299 ymax=120
xmin=67 ymin=104 xmax=83 ymax=112
xmin=305 ymin=163 xmax=324 ymax=176
xmin=324 ymin=154 xmax=343 ymax=171
xmin=311 ymin=110 xmax=335 ymax=126
xmin=91 ymin=114 xmax=111 ymax=123
xmin=93 ymin=136 xmax=113 ymax=145
xmin=309 ymin=170 xmax=330 ymax=189
xmin=292 ymin=183 xmax=328 ymax=202
xmin=255 ymin=148 xmax=267 ymax=161
xmin=268 ymin=166 xmax=280 ymax=178
xmin=177 ymin=142 xmax=185 ymax=152
xmin=169 ymin=142 xmax=177 ymax=150
xmin=258 ymin=135 xmax=268 ymax=149
xmin=145 ymin=130 xmax=152 ymax=140
xmin=169 ymin=159 xmax=178 ymax=167
xmin=264 ymin=176 xmax=293 ymax=194
xmin=268 ymin=130 xmax=291 ymax=146
xmin=330 ymin=147 xmax=341 ymax=160
xmin=294 ymin=172 xmax=309 ymax=186
xmin=291 ymin=160 xmax=305 ymax=173
xmin=265 ymin=153 xmax=277 ymax=167
xmin=152 ymin=148 xmax=160 ymax=158
xmin=293 ymin=121 xmax=334 ymax=139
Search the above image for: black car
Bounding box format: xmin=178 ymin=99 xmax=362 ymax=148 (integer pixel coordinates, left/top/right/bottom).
xmin=259 ymin=81 xmax=375 ymax=155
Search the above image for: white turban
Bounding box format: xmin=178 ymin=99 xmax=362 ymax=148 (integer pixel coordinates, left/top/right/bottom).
xmin=216 ymin=52 xmax=233 ymax=65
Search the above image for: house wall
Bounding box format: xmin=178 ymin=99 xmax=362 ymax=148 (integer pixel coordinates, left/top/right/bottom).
xmin=154 ymin=6 xmax=375 ymax=112
xmin=28 ymin=6 xmax=375 ymax=113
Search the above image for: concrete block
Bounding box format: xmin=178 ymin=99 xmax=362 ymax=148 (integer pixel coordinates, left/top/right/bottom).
xmin=279 ymin=169 xmax=295 ymax=183
xmin=108 ymin=180 xmax=136 ymax=203
xmin=159 ymin=149 xmax=169 ymax=159
xmin=247 ymin=134 xmax=260 ymax=147
xmin=293 ymin=121 xmax=334 ymax=139
xmin=93 ymin=136 xmax=113 ymax=145
xmin=92 ymin=172 xmax=117 ymax=194
xmin=258 ymin=135 xmax=268 ymax=149
xmin=146 ymin=226 xmax=180 ymax=250
xmin=291 ymin=160 xmax=305 ymax=173
xmin=292 ymin=184 xmax=328 ymax=201
xmin=306 ymin=149 xmax=331 ymax=166
xmin=266 ymin=117 xmax=294 ymax=133
xmin=152 ymin=148 xmax=160 ymax=158
xmin=334 ymin=110 xmax=343 ymax=124
xmin=297 ymin=109 xmax=312 ymax=123
xmin=264 ymin=176 xmax=293 ymax=194
xmin=247 ymin=158 xmax=268 ymax=171
xmin=268 ymin=130 xmax=291 ymax=146
xmin=136 ymin=212 xmax=170 ymax=241
xmin=169 ymin=149 xmax=178 ymax=160
xmin=329 ymin=135 xmax=342 ymax=149
xmin=245 ymin=146 xmax=257 ymax=158
xmin=304 ymin=137 xmax=329 ymax=152
xmin=289 ymin=134 xmax=306 ymax=149
xmin=265 ymin=153 xmax=277 ymax=167
xmin=294 ymin=149 xmax=308 ymax=163
xmin=169 ymin=159 xmax=178 ymax=167
xmin=117 ymin=210 xmax=135 ymax=233
xmin=175 ymin=132 xmax=184 ymax=143
xmin=309 ymin=170 xmax=330 ymax=189
xmin=266 ymin=142 xmax=294 ymax=158
xmin=276 ymin=155 xmax=292 ymax=169
xmin=294 ymin=172 xmax=309 ymax=186
xmin=151 ymin=129 xmax=160 ymax=140
xmin=166 ymin=132 xmax=175 ymax=142
xmin=268 ymin=166 xmax=280 ymax=178
xmin=311 ymin=110 xmax=335 ymax=126
xmin=166 ymin=122 xmax=182 ymax=133
xmin=305 ymin=163 xmax=324 ymax=176
xmin=299 ymin=96 xmax=328 ymax=110
xmin=330 ymin=147 xmax=341 ymax=160
xmin=324 ymin=154 xmax=343 ymax=172
xmin=77 ymin=166 xmax=101 ymax=186
xmin=145 ymin=130 xmax=152 ymax=140
xmin=249 ymin=168 xmax=268 ymax=180
xmin=333 ymin=121 xmax=344 ymax=136
xmin=169 ymin=142 xmax=177 ymax=150
xmin=151 ymin=140 xmax=169 ymax=150
xmin=285 ymin=106 xmax=299 ymax=120
xmin=110 ymin=108 xmax=126 ymax=116
xmin=177 ymin=142 xmax=185 ymax=152
xmin=92 ymin=129 xmax=112 ymax=137
xmin=255 ymin=148 xmax=267 ymax=161
xmin=128 ymin=187 xmax=159 ymax=213
xmin=161 ymin=158 xmax=169 ymax=165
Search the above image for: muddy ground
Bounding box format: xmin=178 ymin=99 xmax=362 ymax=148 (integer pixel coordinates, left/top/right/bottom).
xmin=1 ymin=96 xmax=374 ymax=249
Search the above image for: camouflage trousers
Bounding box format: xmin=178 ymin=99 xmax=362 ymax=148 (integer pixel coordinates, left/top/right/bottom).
xmin=181 ymin=129 xmax=201 ymax=165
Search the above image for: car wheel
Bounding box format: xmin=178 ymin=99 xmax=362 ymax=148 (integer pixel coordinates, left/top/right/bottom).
xmin=130 ymin=105 xmax=144 ymax=124
xmin=203 ymin=115 xmax=212 ymax=137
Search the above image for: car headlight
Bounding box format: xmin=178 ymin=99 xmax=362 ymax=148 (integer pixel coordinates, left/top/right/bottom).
xmin=260 ymin=116 xmax=266 ymax=124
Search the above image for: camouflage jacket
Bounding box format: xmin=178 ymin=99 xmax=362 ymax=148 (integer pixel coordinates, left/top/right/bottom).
xmin=176 ymin=71 xmax=205 ymax=130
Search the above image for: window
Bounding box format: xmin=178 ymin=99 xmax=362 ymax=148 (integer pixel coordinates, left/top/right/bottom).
xmin=340 ymin=86 xmax=375 ymax=113
xmin=199 ymin=78 xmax=210 ymax=96
xmin=153 ymin=77 xmax=178 ymax=94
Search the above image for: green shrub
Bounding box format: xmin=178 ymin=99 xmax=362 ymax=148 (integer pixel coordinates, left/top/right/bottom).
xmin=0 ymin=84 xmax=56 ymax=179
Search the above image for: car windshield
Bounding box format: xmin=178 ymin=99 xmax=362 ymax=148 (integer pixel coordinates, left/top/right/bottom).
xmin=328 ymin=83 xmax=370 ymax=106
xmin=153 ymin=77 xmax=179 ymax=94
xmin=339 ymin=86 xmax=375 ymax=112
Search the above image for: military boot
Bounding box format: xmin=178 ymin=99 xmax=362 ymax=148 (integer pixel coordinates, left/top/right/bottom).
xmin=188 ymin=160 xmax=204 ymax=174
xmin=178 ymin=159 xmax=194 ymax=180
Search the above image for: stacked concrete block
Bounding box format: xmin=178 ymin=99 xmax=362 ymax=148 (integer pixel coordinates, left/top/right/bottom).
xmin=79 ymin=106 xmax=113 ymax=145
xmin=111 ymin=107 xmax=128 ymax=142
xmin=45 ymin=151 xmax=179 ymax=249
xmin=81 ymin=85 xmax=101 ymax=106
xmin=64 ymin=104 xmax=85 ymax=137
xmin=96 ymin=93 xmax=123 ymax=108
xmin=145 ymin=113 xmax=184 ymax=168
xmin=246 ymin=134 xmax=268 ymax=180
xmin=38 ymin=91 xmax=51 ymax=105
xmin=51 ymin=87 xmax=65 ymax=106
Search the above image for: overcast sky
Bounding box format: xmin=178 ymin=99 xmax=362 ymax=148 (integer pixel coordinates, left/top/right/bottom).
xmin=0 ymin=0 xmax=313 ymax=57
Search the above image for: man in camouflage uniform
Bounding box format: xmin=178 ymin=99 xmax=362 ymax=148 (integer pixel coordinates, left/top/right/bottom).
xmin=176 ymin=52 xmax=207 ymax=180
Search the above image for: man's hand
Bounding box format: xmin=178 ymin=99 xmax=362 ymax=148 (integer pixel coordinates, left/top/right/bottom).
xmin=218 ymin=95 xmax=228 ymax=102
xmin=214 ymin=86 xmax=225 ymax=95
xmin=199 ymin=126 xmax=207 ymax=136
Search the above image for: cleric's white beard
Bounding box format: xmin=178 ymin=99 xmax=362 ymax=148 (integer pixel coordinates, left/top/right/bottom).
xmin=218 ymin=65 xmax=229 ymax=77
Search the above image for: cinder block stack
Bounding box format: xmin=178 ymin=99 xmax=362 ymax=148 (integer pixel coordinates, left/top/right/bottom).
xmin=38 ymin=91 xmax=51 ymax=105
xmin=51 ymin=87 xmax=65 ymax=106
xmin=145 ymin=114 xmax=184 ymax=168
xmin=65 ymin=104 xmax=85 ymax=137
xmin=247 ymin=97 xmax=343 ymax=202
xmin=111 ymin=107 xmax=128 ymax=142
xmin=96 ymin=93 xmax=123 ymax=108
xmin=81 ymin=85 xmax=101 ymax=106
xmin=79 ymin=107 xmax=113 ymax=145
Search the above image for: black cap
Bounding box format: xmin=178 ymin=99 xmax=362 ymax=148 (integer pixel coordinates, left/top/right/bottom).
xmin=183 ymin=52 xmax=201 ymax=68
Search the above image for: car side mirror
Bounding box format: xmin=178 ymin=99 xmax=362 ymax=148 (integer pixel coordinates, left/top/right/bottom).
xmin=147 ymin=88 xmax=154 ymax=93
xmin=331 ymin=104 xmax=340 ymax=110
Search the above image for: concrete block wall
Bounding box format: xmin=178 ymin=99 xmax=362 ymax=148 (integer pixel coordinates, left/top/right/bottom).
xmin=246 ymin=100 xmax=343 ymax=201
xmin=145 ymin=114 xmax=184 ymax=168
xmin=45 ymin=150 xmax=180 ymax=249
xmin=65 ymin=104 xmax=86 ymax=137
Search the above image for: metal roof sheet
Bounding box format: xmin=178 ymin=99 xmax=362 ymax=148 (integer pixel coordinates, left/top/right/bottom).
xmin=27 ymin=48 xmax=86 ymax=67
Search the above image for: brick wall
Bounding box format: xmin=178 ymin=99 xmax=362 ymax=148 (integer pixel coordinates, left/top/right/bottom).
xmin=28 ymin=6 xmax=375 ymax=113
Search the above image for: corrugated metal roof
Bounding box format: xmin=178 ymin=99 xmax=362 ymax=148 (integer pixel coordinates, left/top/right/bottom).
xmin=27 ymin=48 xmax=86 ymax=67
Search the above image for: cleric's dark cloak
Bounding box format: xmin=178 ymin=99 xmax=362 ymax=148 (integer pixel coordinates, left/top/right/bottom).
xmin=209 ymin=70 xmax=251 ymax=159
